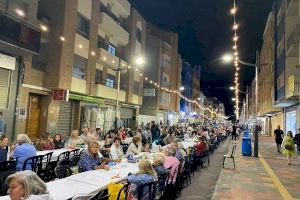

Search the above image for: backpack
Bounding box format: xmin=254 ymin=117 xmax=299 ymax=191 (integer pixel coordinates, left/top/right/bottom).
xmin=285 ymin=138 xmax=293 ymax=150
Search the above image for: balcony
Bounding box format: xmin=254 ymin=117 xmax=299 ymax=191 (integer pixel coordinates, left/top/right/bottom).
xmin=97 ymin=47 xmax=128 ymax=70
xmin=71 ymin=77 xmax=87 ymax=94
xmin=95 ymin=84 xmax=126 ymax=102
xmin=286 ymin=25 xmax=300 ymax=57
xmin=0 ymin=10 xmax=41 ymax=55
xmin=99 ymin=5 xmax=129 ymax=46
xmin=286 ymin=0 xmax=298 ymax=16
xmin=110 ymin=0 xmax=131 ymax=18
xmin=286 ymin=75 xmax=300 ymax=100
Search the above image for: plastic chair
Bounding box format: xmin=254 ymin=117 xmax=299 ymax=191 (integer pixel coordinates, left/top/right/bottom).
xmin=57 ymin=151 xmax=70 ymax=166
xmin=22 ymin=156 xmax=40 ymax=172
xmin=223 ymin=144 xmax=236 ymax=169
xmin=38 ymin=152 xmax=53 ymax=182
xmin=69 ymin=155 xmax=81 ymax=167
xmin=70 ymin=149 xmax=80 ymax=157
xmin=117 ymin=183 xmax=130 ymax=200
xmin=137 ymin=181 xmax=158 ymax=200
xmin=54 ymin=165 xmax=73 ymax=179
xmin=0 ymin=161 xmax=16 ymax=171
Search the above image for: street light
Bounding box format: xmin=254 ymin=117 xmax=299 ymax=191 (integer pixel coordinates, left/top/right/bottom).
xmin=180 ymin=86 xmax=185 ymax=91
xmin=115 ymin=55 xmax=145 ymax=129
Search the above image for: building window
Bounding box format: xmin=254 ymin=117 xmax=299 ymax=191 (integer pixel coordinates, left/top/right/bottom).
xmin=0 ymin=68 xmax=11 ymax=108
xmin=133 ymin=81 xmax=140 ymax=95
xmin=72 ymin=54 xmax=87 ymax=79
xmin=136 ymin=28 xmax=142 ymax=43
xmin=106 ymin=74 xmax=115 ymax=88
xmin=95 ymin=69 xmax=102 ymax=84
xmin=108 ymin=44 xmax=116 ymax=56
xmin=77 ymin=14 xmax=90 ymax=38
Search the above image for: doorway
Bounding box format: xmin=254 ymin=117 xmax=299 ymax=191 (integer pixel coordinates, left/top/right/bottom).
xmin=26 ymin=95 xmax=41 ymax=139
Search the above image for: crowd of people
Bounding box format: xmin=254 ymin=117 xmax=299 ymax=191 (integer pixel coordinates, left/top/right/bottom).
xmin=0 ymin=119 xmax=231 ymax=200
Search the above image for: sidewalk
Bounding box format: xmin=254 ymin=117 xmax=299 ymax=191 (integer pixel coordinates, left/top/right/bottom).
xmin=212 ymin=136 xmax=300 ymax=200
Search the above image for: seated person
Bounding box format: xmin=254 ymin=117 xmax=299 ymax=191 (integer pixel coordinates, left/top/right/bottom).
xmin=123 ymin=131 xmax=133 ymax=144
xmin=170 ymin=141 xmax=183 ymax=161
xmin=66 ymin=130 xmax=84 ymax=148
xmin=6 ymin=170 xmax=53 ymax=200
xmin=195 ymin=137 xmax=207 ymax=156
xmin=39 ymin=132 xmax=55 ymax=151
xmin=126 ymin=136 xmax=142 ymax=157
xmin=0 ymin=135 xmax=9 ymax=162
xmin=127 ymin=160 xmax=157 ymax=200
xmin=153 ymin=153 xmax=167 ymax=197
xmin=53 ymin=133 xmax=65 ymax=149
xmin=77 ymin=140 xmax=109 ymax=172
xmin=110 ymin=137 xmax=125 ymax=161
xmin=12 ymin=134 xmax=37 ymax=171
xmin=163 ymin=131 xmax=176 ymax=145
xmin=163 ymin=147 xmax=180 ymax=184
xmin=80 ymin=128 xmax=96 ymax=144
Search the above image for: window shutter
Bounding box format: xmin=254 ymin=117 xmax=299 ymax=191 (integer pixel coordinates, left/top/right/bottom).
xmin=0 ymin=68 xmax=10 ymax=108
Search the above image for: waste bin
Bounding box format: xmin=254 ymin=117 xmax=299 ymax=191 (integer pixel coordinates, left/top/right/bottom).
xmin=242 ymin=137 xmax=252 ymax=156
xmin=243 ymin=131 xmax=250 ymax=138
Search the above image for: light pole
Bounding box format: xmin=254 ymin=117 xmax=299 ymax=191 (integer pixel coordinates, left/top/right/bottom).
xmin=222 ymin=52 xmax=268 ymax=157
xmin=114 ymin=56 xmax=144 ymax=130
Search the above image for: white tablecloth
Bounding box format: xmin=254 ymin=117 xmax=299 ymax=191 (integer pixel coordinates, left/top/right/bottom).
xmin=181 ymin=141 xmax=196 ymax=149
xmin=0 ymin=162 xmax=139 ymax=200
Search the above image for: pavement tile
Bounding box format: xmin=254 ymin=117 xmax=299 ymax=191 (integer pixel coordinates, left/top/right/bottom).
xmin=182 ymin=136 xmax=300 ymax=200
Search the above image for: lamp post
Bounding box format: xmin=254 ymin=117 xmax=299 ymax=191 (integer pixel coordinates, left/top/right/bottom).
xmin=114 ymin=56 xmax=144 ymax=130
xmin=222 ymin=51 xmax=268 ymax=157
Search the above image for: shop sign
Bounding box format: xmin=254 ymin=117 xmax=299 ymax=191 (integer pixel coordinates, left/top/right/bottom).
xmin=144 ymin=88 xmax=156 ymax=97
xmin=52 ymin=89 xmax=69 ymax=101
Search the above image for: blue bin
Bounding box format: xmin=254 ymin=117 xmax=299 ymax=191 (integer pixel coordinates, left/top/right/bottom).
xmin=243 ymin=131 xmax=250 ymax=138
xmin=242 ymin=137 xmax=252 ymax=156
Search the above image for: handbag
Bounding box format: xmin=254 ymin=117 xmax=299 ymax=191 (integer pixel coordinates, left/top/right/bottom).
xmin=108 ymin=183 xmax=125 ymax=200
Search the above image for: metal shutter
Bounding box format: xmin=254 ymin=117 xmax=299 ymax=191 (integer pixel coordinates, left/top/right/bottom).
xmin=56 ymin=101 xmax=75 ymax=137
xmin=0 ymin=68 xmax=10 ymax=108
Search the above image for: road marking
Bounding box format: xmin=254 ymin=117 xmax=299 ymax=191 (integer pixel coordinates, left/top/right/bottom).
xmin=259 ymin=153 xmax=293 ymax=200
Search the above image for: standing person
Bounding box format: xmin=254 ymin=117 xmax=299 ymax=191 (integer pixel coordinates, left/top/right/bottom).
xmin=0 ymin=111 xmax=6 ymax=135
xmin=281 ymin=131 xmax=295 ymax=166
xmin=293 ymin=128 xmax=300 ymax=163
xmin=151 ymin=121 xmax=160 ymax=143
xmin=231 ymin=124 xmax=237 ymax=141
xmin=274 ymin=125 xmax=284 ymax=153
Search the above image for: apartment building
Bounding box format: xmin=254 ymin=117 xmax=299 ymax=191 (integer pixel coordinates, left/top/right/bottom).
xmin=0 ymin=0 xmax=41 ymax=140
xmin=180 ymin=61 xmax=193 ymax=115
xmin=273 ymin=0 xmax=300 ymax=135
xmin=192 ymin=65 xmax=201 ymax=114
xmin=3 ymin=0 xmax=147 ymax=139
xmin=258 ymin=11 xmax=283 ymax=136
xmin=140 ymin=23 xmax=181 ymax=125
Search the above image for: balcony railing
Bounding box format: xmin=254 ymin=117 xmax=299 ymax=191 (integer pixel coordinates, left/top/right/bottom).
xmin=100 ymin=3 xmax=128 ymax=32
xmin=287 ymin=24 xmax=300 ymax=55
xmin=0 ymin=10 xmax=41 ymax=54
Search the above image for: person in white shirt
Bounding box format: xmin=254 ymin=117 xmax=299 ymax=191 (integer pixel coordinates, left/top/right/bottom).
xmin=126 ymin=136 xmax=142 ymax=157
xmin=110 ymin=137 xmax=125 ymax=161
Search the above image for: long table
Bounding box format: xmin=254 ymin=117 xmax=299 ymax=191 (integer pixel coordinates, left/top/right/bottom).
xmin=0 ymin=140 xmax=196 ymax=200
xmin=0 ymin=161 xmax=139 ymax=200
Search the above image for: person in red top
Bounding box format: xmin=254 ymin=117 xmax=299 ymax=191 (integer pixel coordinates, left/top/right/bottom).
xmin=119 ymin=126 xmax=126 ymax=140
xmin=39 ymin=132 xmax=55 ymax=151
xmin=195 ymin=137 xmax=206 ymax=156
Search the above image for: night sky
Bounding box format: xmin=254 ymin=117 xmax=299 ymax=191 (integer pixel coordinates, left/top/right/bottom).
xmin=130 ymin=0 xmax=274 ymax=115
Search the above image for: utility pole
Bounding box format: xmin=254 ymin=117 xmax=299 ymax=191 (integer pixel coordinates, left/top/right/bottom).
xmin=254 ymin=50 xmax=259 ymax=158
